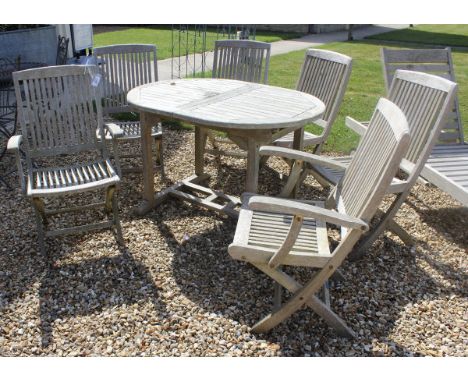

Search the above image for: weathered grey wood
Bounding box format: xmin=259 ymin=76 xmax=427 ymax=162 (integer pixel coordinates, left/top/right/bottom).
xmin=381 ymin=47 xmax=464 ymax=145
xmin=127 ymin=78 xmax=325 ymax=213
xmin=254 ymin=262 xmax=355 ymax=337
xmin=128 ymin=79 xmax=324 ymax=130
xmin=141 ymin=112 xmax=158 ymax=199
xmin=94 ymin=44 xmax=164 ymax=175
xmin=209 ymin=40 xmax=270 ymax=159
xmin=228 ymin=98 xmax=410 ymax=334
xmin=279 ymin=160 xmax=303 ymax=198
xmin=274 ymin=49 xmax=352 ymax=153
xmin=246 ymin=138 xmax=260 ymax=193
xmin=345 ymin=116 xmax=368 ymax=136
xmin=212 ymin=40 xmax=271 ymax=84
xmin=421 ymin=144 xmax=468 ymax=205
xmin=195 ymin=126 xmax=206 ymax=176
xmin=381 ymin=48 xmax=468 ymax=203
xmin=150 ymin=173 xmax=241 ymax=218
xmin=259 ymin=146 xmax=349 ymax=170
xmin=248 ymin=196 xmax=368 ymax=230
xmin=9 ymin=65 xmax=123 ymax=255
xmin=267 ymin=215 xmax=304 ymax=268
xmin=276 ymin=70 xmax=459 ymax=256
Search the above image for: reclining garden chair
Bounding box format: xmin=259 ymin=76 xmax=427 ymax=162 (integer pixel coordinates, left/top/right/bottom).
xmin=8 ymin=65 xmax=123 ymax=255
xmin=229 ymin=98 xmax=410 ymax=335
xmin=268 ymin=70 xmax=457 ymax=258
xmin=273 ymin=49 xmax=352 ymax=154
xmin=94 ymin=44 xmax=164 ymax=176
xmin=204 ymin=39 xmax=271 ymax=159
xmin=381 ymin=47 xmax=467 ymax=206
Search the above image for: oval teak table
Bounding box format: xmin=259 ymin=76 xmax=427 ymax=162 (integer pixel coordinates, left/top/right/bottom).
xmin=127 ymin=78 xmax=325 ymax=216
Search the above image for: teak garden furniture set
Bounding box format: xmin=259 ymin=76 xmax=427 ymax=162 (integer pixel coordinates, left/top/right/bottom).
xmin=5 ymin=40 xmax=464 ymax=335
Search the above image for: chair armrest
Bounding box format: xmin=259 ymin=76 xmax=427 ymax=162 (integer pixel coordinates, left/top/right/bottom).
xmin=105 ymin=123 xmax=124 ymax=138
xmin=248 ymin=195 xmax=368 ymax=231
xmin=259 ymin=146 xmax=348 ymax=171
xmin=7 ymin=135 xmax=23 ymax=151
xmin=345 ymin=117 xmax=368 ymax=136
xmin=7 ymin=135 xmax=25 ymax=193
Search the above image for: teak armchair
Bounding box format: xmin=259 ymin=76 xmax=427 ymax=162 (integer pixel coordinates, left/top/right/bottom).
xmin=229 ymin=98 xmax=410 ymax=335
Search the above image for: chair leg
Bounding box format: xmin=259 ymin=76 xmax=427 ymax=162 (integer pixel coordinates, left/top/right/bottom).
xmin=350 ymin=196 xmax=414 ymax=260
xmin=387 ymin=219 xmax=415 ymax=246
xmin=108 ymin=186 xmax=123 ymax=245
xmin=259 ymin=155 xmax=269 ymax=168
xmin=305 ymin=166 xmax=332 ymax=189
xmin=273 ymin=281 xmax=282 ymax=311
xmin=111 ymin=139 xmax=122 ymax=177
xmin=331 ymin=269 xmax=346 ymax=283
xmin=279 ymin=160 xmax=304 ymax=198
xmin=322 ymin=280 xmax=331 ymax=308
xmin=105 ymin=186 xmax=115 ymax=213
xmin=207 ymin=130 xmax=219 ymax=152
xmin=154 ymin=136 xmax=165 ymax=178
xmin=31 ymin=198 xmax=46 ymax=256
xmin=253 ymin=263 xmax=355 ymax=337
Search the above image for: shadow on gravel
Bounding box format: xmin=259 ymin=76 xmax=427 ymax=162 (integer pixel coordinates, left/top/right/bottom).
xmin=405 ymin=196 xmax=468 ymax=250
xmin=38 ymin=246 xmax=165 ymax=348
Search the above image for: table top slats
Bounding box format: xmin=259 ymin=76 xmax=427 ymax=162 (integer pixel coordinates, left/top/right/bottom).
xmin=127 ymin=79 xmax=325 ymax=130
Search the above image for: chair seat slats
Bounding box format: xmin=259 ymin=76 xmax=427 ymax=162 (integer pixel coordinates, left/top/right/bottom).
xmin=233 ymin=195 xmax=331 ymax=268
xmin=101 ymin=121 xmax=162 ymax=140
xmin=29 ymin=159 xmax=119 ymax=196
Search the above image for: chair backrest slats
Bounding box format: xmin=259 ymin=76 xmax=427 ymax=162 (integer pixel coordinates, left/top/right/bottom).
xmin=212 ymin=40 xmax=271 ymax=84
xmin=13 ymin=65 xmax=105 ymax=158
xmin=387 ymin=70 xmax=457 ymax=167
xmin=296 ymin=49 xmax=352 ymax=143
xmin=337 ymin=98 xmax=410 ymax=221
xmin=381 ymin=47 xmax=463 ymax=144
xmin=94 ymin=44 xmax=158 ymax=115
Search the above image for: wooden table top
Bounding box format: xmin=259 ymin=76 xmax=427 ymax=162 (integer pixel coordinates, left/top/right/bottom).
xmin=127 ymin=78 xmax=325 ymax=130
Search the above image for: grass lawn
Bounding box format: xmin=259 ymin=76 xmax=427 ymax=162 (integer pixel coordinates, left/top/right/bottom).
xmin=365 ymin=24 xmax=468 ymax=47
xmin=93 ymin=25 xmax=302 ymax=60
xmin=268 ymin=40 xmax=468 ymax=154
xmin=109 ymin=25 xmax=468 ymax=155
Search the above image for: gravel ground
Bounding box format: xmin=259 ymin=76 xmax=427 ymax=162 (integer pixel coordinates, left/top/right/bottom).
xmin=0 ymin=128 xmax=466 ymax=356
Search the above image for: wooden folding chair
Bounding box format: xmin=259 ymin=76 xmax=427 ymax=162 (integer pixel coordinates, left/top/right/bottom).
xmin=381 ymin=47 xmax=467 ymax=206
xmin=229 ymin=98 xmax=410 ymax=335
xmin=279 ymin=70 xmax=457 ymax=258
xmin=94 ymin=44 xmax=164 ymax=176
xmin=8 ymin=65 xmax=123 ymax=255
xmin=273 ymin=49 xmax=352 ymax=154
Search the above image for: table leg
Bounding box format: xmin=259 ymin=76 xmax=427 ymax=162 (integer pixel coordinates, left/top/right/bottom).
xmin=195 ymin=126 xmax=207 ymax=176
xmin=292 ymin=127 xmax=305 ymax=197
xmin=246 ymin=137 xmax=260 ymax=193
xmin=134 ymin=112 xmax=158 ymax=215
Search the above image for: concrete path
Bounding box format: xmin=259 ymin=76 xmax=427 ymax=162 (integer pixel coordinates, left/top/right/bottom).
xmin=158 ymin=24 xmax=409 ymax=80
